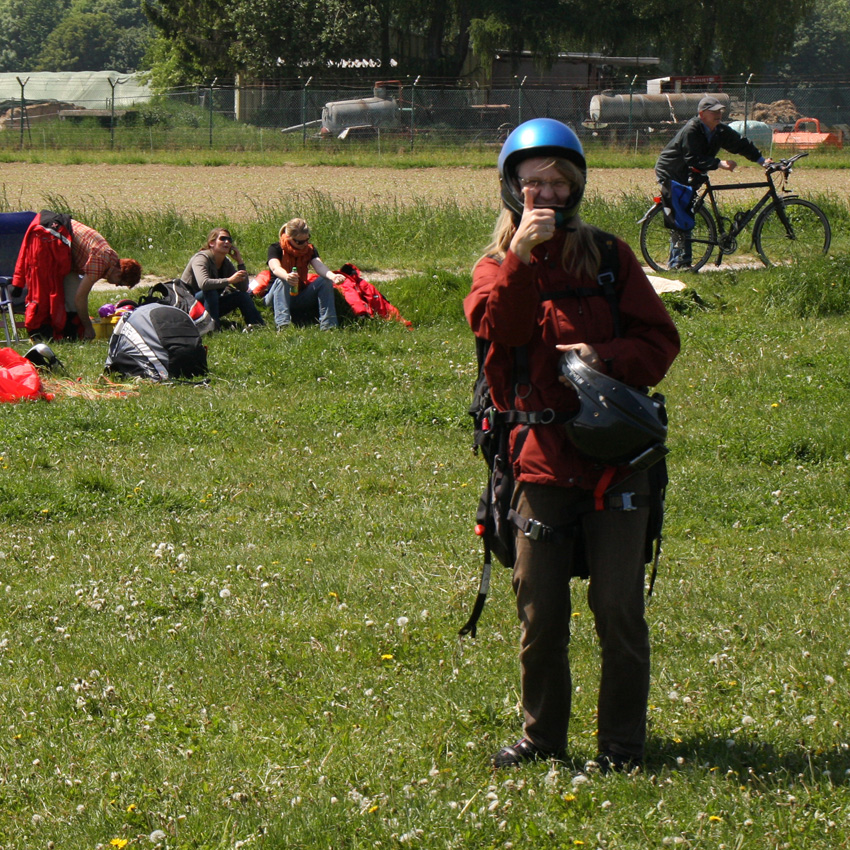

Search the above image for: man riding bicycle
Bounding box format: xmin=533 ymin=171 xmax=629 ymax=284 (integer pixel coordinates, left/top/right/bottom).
xmin=654 ymin=95 xmax=772 ymax=269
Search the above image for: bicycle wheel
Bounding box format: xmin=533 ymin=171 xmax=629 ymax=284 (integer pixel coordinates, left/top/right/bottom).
xmin=753 ymin=198 xmax=831 ymax=267
xmin=639 ymin=204 xmax=716 ymax=273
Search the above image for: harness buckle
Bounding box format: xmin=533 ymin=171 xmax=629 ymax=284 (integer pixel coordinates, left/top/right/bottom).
xmin=523 ymin=518 xmax=551 ymax=541
xmin=620 ymin=492 xmax=636 ymax=511
xmin=597 ymin=270 xmax=616 ymax=286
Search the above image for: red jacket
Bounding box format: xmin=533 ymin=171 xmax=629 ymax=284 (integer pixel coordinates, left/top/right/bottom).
xmin=464 ymin=230 xmax=680 ymax=490
xmin=12 ymin=213 xmax=73 ymax=336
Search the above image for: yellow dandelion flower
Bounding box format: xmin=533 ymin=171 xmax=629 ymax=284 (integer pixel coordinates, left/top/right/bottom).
xmin=126 ymin=804 xmax=137 ymax=812
xmin=368 ymin=805 xmax=379 ymax=813
xmin=381 ymin=654 xmax=394 ymax=660
xmin=563 ymin=793 xmax=576 ymax=802
xmin=110 ymin=840 xmax=129 ymax=849
xmin=709 ymin=815 xmax=722 ymax=823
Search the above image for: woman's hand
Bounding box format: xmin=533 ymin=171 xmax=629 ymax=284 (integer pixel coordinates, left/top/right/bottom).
xmin=330 ymin=273 xmax=346 ymax=285
xmin=556 ymin=343 xmax=602 ymax=371
xmin=229 ymin=269 xmax=248 ymax=286
xmin=509 ymin=187 xmax=556 ymax=264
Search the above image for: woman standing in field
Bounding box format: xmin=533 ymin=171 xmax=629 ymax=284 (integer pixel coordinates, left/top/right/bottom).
xmin=464 ymin=119 xmax=680 ymax=771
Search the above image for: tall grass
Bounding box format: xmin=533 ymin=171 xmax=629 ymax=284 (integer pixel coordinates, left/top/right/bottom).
xmin=2 ymin=196 xmax=850 ymax=849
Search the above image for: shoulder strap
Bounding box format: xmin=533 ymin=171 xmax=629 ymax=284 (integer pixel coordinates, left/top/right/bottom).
xmin=537 ymin=228 xmax=623 ymax=338
xmin=591 ymin=227 xmax=622 ymax=338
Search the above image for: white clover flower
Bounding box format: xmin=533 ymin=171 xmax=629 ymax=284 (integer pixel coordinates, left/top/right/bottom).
xmin=803 ymin=714 xmax=817 ymax=726
xmin=397 ymin=616 xmax=409 ymax=628
xmin=825 ymin=675 xmax=836 ymax=686
xmin=219 ymin=588 xmax=231 ymax=599
xmin=742 ymin=715 xmax=755 ymax=726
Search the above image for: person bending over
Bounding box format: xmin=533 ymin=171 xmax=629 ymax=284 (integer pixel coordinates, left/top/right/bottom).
xmin=14 ymin=211 xmax=141 ymax=340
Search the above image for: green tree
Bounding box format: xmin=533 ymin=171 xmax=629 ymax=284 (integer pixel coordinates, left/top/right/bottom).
xmin=35 ymin=11 xmax=121 ymax=71
xmin=142 ymin=0 xmax=237 ymax=82
xmin=780 ymin=0 xmax=850 ymax=77
xmin=0 ymin=0 xmax=69 ymax=71
xmin=645 ymin=0 xmax=813 ymax=74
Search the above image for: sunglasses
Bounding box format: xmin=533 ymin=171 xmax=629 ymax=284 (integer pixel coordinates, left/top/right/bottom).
xmin=218 ymin=235 xmax=233 ymax=243
xmin=291 ymin=236 xmax=309 ymax=246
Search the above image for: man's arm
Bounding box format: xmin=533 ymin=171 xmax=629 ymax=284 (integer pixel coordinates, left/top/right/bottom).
xmin=74 ymin=274 xmax=98 ymax=340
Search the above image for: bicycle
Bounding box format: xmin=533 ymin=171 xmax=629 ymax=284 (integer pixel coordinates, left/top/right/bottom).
xmin=639 ymin=152 xmax=831 ymax=272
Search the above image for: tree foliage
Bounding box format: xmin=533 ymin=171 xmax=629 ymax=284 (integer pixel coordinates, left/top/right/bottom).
xmin=0 ymin=0 xmax=839 ymax=84
xmin=0 ymin=0 xmax=69 ymax=72
xmin=778 ymin=0 xmax=850 ymax=78
xmin=644 ymin=0 xmax=814 ymax=74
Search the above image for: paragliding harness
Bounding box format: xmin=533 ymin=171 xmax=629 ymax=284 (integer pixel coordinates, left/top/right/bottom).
xmin=459 ymin=229 xmax=669 ymax=638
xmin=139 ymin=280 xmax=215 ymax=335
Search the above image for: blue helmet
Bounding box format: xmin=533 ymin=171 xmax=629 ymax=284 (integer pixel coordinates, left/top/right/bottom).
xmin=498 ymin=118 xmax=587 ymax=225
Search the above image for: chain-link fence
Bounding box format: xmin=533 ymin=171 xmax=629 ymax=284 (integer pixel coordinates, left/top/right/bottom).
xmin=1 ymin=77 xmax=849 ymax=153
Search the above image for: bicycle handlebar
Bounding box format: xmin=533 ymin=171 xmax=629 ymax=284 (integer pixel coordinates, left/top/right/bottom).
xmin=687 ymin=151 xmax=809 ymax=181
xmin=766 ymin=151 xmax=808 ymax=174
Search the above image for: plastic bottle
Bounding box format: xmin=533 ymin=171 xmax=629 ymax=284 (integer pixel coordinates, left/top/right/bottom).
xmin=290 ymin=267 xmax=298 ymax=297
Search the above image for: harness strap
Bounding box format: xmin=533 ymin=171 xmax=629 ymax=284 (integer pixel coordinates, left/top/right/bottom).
xmin=594 ymin=467 xmax=617 ymax=511
xmin=490 ymin=407 xmax=571 ymax=426
xmin=539 ymin=262 xmax=621 ymax=338
xmin=508 ymin=490 xmax=651 ymax=543
xmin=458 ymin=544 xmax=492 ymax=638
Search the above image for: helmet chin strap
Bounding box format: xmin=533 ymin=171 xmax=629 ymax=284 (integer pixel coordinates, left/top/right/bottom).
xmin=510 ymin=202 xmax=577 ymax=229
xmin=554 ymin=209 xmax=577 ymax=230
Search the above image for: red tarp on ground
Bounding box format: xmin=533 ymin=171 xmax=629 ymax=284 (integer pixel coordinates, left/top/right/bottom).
xmin=0 ymin=348 xmax=53 ymax=402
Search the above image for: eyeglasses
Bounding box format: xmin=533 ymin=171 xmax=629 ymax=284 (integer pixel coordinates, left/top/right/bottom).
xmin=218 ymin=235 xmax=233 ymax=243
xmin=292 ymin=236 xmax=310 ymax=245
xmin=518 ymin=177 xmax=572 ymax=192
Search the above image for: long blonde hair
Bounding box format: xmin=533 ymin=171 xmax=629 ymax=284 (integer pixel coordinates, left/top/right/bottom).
xmin=476 ymin=159 xmax=601 ymax=280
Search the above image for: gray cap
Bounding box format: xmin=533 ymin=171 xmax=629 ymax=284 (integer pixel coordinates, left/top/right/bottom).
xmin=698 ymin=95 xmax=725 ymax=113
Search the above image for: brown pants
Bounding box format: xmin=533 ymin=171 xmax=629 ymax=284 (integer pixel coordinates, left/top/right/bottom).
xmin=512 ymin=475 xmax=650 ymax=760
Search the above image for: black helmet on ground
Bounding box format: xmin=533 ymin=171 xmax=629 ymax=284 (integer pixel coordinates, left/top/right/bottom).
xmin=559 ymin=350 xmax=668 ymax=469
xmin=24 ymin=343 xmax=64 ymax=371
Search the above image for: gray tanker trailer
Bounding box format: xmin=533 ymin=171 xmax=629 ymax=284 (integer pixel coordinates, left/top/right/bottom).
xmin=588 ymin=92 xmax=730 ymax=126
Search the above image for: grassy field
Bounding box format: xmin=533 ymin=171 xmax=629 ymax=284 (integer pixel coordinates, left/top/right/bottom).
xmin=2 ymin=188 xmax=850 ymax=849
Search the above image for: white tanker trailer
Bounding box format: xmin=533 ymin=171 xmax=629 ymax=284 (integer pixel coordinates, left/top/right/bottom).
xmin=321 ymin=82 xmax=402 ymax=136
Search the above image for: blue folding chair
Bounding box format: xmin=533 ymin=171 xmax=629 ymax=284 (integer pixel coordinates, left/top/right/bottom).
xmin=0 ymin=211 xmax=35 ymax=345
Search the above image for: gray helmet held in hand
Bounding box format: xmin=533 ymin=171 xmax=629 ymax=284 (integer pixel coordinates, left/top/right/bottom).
xmin=559 ymin=350 xmax=668 ymax=469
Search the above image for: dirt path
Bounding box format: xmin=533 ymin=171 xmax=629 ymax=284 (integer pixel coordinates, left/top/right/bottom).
xmin=3 ymin=162 xmax=847 ymax=220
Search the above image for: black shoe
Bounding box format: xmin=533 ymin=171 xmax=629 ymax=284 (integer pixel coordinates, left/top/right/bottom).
xmin=491 ymin=738 xmax=566 ymax=769
xmin=586 ymin=752 xmax=642 ymax=775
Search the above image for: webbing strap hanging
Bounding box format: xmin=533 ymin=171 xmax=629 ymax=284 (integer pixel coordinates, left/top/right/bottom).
xmin=458 ymin=544 xmax=492 ymax=638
